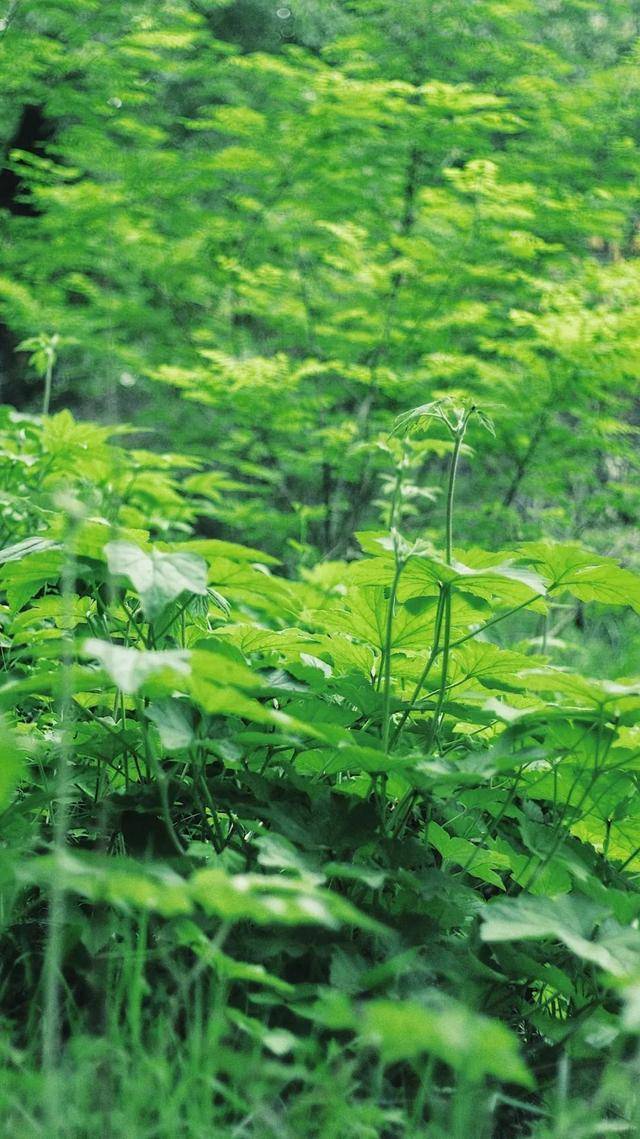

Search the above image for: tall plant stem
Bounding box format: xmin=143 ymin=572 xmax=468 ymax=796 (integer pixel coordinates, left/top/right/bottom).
xmin=42 ymin=516 xmax=78 ymax=1120
xmin=425 ymin=583 xmax=452 ymax=753
xmin=375 ymin=460 xmax=404 ymax=694
xmin=391 ymin=412 xmax=470 ymax=752
xmin=445 ymin=419 xmax=467 ymax=565
xmin=389 ymin=412 xmax=473 ymax=835
xmin=42 ymin=355 xmax=54 ymax=417
xmin=137 ymin=701 xmax=186 ymax=856
xmin=389 ymin=414 xmax=470 ymax=834
xmin=390 ymin=586 xmax=446 ymax=748
xmin=382 ymin=557 xmax=403 ymax=752
xmin=379 ymin=458 xmax=406 ymax=749
xmin=430 ymin=418 xmax=468 ymax=747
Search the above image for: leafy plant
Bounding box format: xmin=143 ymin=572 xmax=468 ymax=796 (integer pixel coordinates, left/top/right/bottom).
xmin=2 ymin=2 xmax=640 ymax=1133
xmin=0 ymin=398 xmax=638 ymax=1135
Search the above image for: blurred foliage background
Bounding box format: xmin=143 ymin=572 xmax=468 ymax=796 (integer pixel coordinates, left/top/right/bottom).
xmin=1 ymin=0 xmax=639 ymax=577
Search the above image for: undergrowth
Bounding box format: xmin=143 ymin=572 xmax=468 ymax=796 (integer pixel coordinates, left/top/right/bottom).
xmin=1 ymin=399 xmax=640 ymax=1137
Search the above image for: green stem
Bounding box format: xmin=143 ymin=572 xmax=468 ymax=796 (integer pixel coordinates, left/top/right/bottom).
xmin=445 ymin=421 xmax=467 ymax=565
xmin=388 ymin=412 xmax=471 ymax=831
xmin=391 ymin=412 xmax=468 ymax=751
xmin=42 ymin=518 xmax=77 ymax=1114
xmin=447 ymin=592 xmax=546 ymax=652
xmin=390 ymin=586 xmax=446 ymax=747
xmin=43 ymin=356 xmax=54 ymax=417
xmin=617 ymin=845 xmax=640 ymax=875
xmin=389 ymin=458 xmax=405 ymax=531
xmin=425 ymin=583 xmax=452 ymax=753
xmin=382 ymin=558 xmax=403 ymax=751
xmin=193 ymin=758 xmax=225 ymax=852
xmin=376 ymin=460 xmax=405 ymax=696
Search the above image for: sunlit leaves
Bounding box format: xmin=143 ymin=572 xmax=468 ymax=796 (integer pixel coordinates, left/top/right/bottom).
xmin=84 ymin=639 xmax=191 ymax=695
xmin=2 ymin=2 xmax=640 ymax=1126
xmin=26 ymin=851 xmax=195 ymax=918
xmin=427 ymin=820 xmax=510 ymax=888
xmin=0 ymin=537 xmax=58 ymax=564
xmin=105 ymin=540 xmax=208 ymax=621
xmin=23 ymin=849 xmax=381 ymax=932
xmin=0 ymin=547 xmax=63 ymax=613
xmin=520 ymin=541 xmax=640 ymax=614
xmin=145 ymin=699 xmax=194 ymax=750
xmin=191 ymin=866 xmax=385 ymax=932
xmin=361 ymin=997 xmax=532 ymax=1086
xmin=481 ymin=894 xmax=640 ymax=980
xmin=392 ymin=398 xmax=496 ymax=440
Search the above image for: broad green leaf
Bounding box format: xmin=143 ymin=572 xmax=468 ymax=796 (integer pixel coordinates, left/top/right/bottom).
xmin=105 ymin=540 xmax=208 ymax=620
xmin=361 ymin=997 xmax=532 ymax=1086
xmin=481 ymin=894 xmax=602 ymax=944
xmin=311 ymin=587 xmax=442 ymax=652
xmin=84 ymin=639 xmax=190 ymax=694
xmin=0 ymin=549 xmax=64 ymax=612
xmin=170 ymin=538 xmax=280 ymax=565
xmin=190 ymin=867 xmax=384 ymax=932
xmin=427 ymin=821 xmax=510 ymax=888
xmin=206 ymin=558 xmax=295 ymax=618
xmin=517 ymin=669 xmax=640 ymax=717
xmin=520 ymin=541 xmax=640 ymax=613
xmin=145 ymin=699 xmax=194 ymax=750
xmin=213 ymin=623 xmax=317 ymax=657
xmin=190 ymin=643 xmax=264 ymax=690
xmin=12 ymin=594 xmax=93 ymax=636
xmin=0 ymin=665 xmax=108 ymax=709
xmin=44 ymin=519 xmax=149 ymax=562
xmin=25 ymin=852 xmax=193 ymax=917
xmin=481 ymin=895 xmax=640 ymax=978
xmin=401 ymin=553 xmax=546 ymax=609
xmin=174 ymin=920 xmax=295 ymax=994
xmin=349 ymin=542 xmax=546 ymax=611
xmin=294 ymin=741 xmax=408 ymax=778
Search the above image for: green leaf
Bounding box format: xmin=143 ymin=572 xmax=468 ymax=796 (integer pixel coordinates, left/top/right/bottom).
xmin=170 ymin=538 xmax=280 ymax=566
xmin=481 ymin=895 xmax=640 ymax=978
xmin=402 ymin=553 xmax=546 ymax=609
xmin=0 ymin=536 xmax=59 ymax=564
xmin=105 ymin=540 xmax=208 ymax=621
xmin=0 ymin=549 xmax=64 ymax=613
xmin=427 ymin=821 xmax=510 ymax=888
xmin=392 ymin=399 xmax=455 ymax=437
xmin=226 ymin=1008 xmax=298 ymax=1055
xmin=84 ymin=639 xmax=190 ymax=695
xmin=174 ymin=920 xmax=295 ymax=994
xmin=24 ymin=852 xmax=193 ymax=917
xmin=361 ymin=997 xmax=533 ymax=1086
xmin=190 ymin=867 xmax=385 ymax=932
xmin=145 ymin=699 xmax=194 ymax=750
xmin=520 ymin=541 xmax=640 ymax=613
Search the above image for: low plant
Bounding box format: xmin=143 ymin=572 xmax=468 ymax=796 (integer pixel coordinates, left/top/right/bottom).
xmin=1 ymin=399 xmax=640 ymax=1137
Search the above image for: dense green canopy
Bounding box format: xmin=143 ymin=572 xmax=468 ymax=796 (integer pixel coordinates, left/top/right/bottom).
xmin=2 ymin=0 xmax=639 ymax=556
